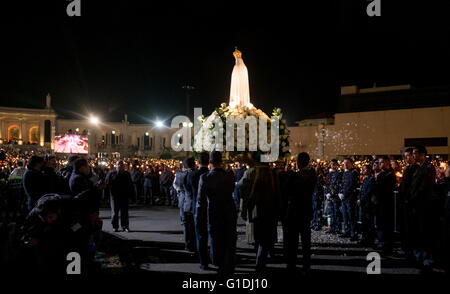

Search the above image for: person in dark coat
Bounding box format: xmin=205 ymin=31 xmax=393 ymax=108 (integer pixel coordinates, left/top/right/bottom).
xmin=159 ymin=165 xmax=173 ymax=205
xmin=174 ymin=159 xmax=196 ymax=252
xmin=143 ymin=166 xmax=154 ymax=205
xmin=339 ymin=158 xmax=360 ymax=241
xmin=233 ymin=162 xmax=246 ymax=212
xmin=240 ymin=156 xmax=280 ymax=273
xmin=324 ymin=159 xmax=342 ymax=234
xmin=42 ymin=154 xmax=61 ymax=194
xmin=20 ymin=194 xmax=66 ymax=276
xmin=279 ymin=162 xmax=295 ymax=259
xmin=130 ymin=161 xmax=143 ymax=204
xmin=106 ymin=160 xmax=133 ymax=232
xmin=399 ymin=148 xmax=418 ymax=254
xmin=196 ymin=151 xmax=236 ymax=277
xmin=22 ymin=155 xmax=46 ymax=211
xmin=408 ymin=146 xmax=438 ymax=269
xmin=56 ymin=154 xmax=80 ymax=194
xmin=187 ymin=152 xmax=210 ymax=269
xmin=69 ymin=158 xmax=104 ymax=211
xmin=68 ymin=158 xmax=103 ymax=274
xmin=285 ymin=152 xmax=317 ymax=273
xmin=358 ymin=164 xmax=376 ymax=246
xmin=374 ymin=156 xmax=397 ymax=253
xmin=182 ymin=158 xmax=197 ymax=252
xmin=311 ymin=165 xmax=325 ymax=231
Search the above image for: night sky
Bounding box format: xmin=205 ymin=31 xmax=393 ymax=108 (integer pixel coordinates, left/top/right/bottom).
xmin=1 ymin=1 xmax=449 ymax=125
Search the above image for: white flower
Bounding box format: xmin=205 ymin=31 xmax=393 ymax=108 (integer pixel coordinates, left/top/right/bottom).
xmin=277 ymin=108 xmax=281 ymax=113
xmin=221 ymin=103 xmax=227 ymax=108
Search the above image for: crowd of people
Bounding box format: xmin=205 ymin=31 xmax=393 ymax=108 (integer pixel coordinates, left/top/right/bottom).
xmin=0 ymin=148 xmax=184 ymax=275
xmin=172 ymin=147 xmax=450 ymax=276
xmin=0 ymin=145 xmax=449 ymax=277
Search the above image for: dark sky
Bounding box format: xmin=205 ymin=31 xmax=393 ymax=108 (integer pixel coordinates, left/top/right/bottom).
xmin=1 ymin=1 xmax=449 ymax=125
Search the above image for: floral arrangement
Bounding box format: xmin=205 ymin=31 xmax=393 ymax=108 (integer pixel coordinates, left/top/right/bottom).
xmin=194 ymin=103 xmax=290 ymax=162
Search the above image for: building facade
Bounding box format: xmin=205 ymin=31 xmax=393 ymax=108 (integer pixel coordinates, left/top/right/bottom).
xmin=289 ymin=85 xmax=450 ymax=160
xmin=0 ymin=94 xmax=56 ymax=149
xmin=56 ymin=115 xmax=177 ymax=158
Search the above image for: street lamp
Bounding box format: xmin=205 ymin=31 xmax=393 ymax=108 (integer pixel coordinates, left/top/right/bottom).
xmin=156 ymin=121 xmax=164 ymax=128
xmin=90 ymin=116 xmax=99 ymax=125
xmin=145 ymin=132 xmax=149 ymax=136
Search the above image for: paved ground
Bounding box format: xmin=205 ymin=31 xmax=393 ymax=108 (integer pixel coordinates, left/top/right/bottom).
xmin=97 ymin=206 xmax=423 ymax=280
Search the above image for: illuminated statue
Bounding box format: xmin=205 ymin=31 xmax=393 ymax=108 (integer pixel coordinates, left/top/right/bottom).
xmin=229 ymin=47 xmax=251 ymax=108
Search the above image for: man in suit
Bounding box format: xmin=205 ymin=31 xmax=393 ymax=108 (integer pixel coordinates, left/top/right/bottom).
xmin=130 ymin=160 xmax=143 ymax=204
xmin=233 ymin=161 xmax=246 ymax=212
xmin=174 ymin=158 xmax=196 ymax=252
xmin=106 ymin=160 xmax=133 ymax=232
xmin=324 ymin=159 xmax=342 ymax=234
xmin=196 ymin=151 xmax=236 ymax=277
xmin=186 ymin=152 xmax=210 ymax=269
xmin=285 ymin=152 xmax=317 ymax=273
xmin=375 ymin=156 xmax=397 ymax=253
xmin=339 ymin=158 xmax=360 ymax=241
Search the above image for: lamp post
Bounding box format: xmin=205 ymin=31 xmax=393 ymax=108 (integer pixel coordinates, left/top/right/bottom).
xmin=89 ymin=115 xmax=100 ymax=155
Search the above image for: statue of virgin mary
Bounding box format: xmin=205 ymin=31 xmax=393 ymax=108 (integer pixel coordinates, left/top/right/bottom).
xmin=229 ymin=47 xmax=251 ymax=108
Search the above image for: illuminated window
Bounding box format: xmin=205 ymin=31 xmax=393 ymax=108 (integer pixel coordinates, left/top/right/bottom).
xmin=8 ymin=125 xmax=20 ymax=142
xmin=29 ymin=126 xmax=39 ymax=144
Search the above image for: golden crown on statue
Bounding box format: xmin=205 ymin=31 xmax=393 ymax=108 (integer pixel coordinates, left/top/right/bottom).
xmin=233 ymin=47 xmax=242 ymax=59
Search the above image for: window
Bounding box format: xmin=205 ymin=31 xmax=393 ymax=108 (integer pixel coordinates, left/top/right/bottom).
xmin=29 ymin=126 xmax=39 ymax=144
xmin=404 ymin=137 xmax=448 ymax=147
xmin=8 ymin=125 xmax=20 ymax=142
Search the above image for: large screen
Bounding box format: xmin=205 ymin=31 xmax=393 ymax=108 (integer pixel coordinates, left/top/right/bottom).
xmin=54 ymin=134 xmax=89 ymax=154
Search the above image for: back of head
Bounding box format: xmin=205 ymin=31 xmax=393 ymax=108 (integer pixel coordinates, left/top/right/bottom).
xmin=67 ymin=155 xmax=80 ymax=166
xmin=34 ymin=194 xmax=61 ymax=217
xmin=210 ymin=151 xmax=222 ymax=166
xmin=198 ymin=152 xmax=210 ymax=166
xmin=74 ymin=158 xmax=89 ymax=173
xmin=414 ymin=145 xmax=427 ymax=155
xmin=28 ymin=155 xmax=44 ymax=169
xmin=297 ymin=152 xmax=310 ymax=168
xmin=184 ymin=157 xmax=195 ymax=169
xmin=405 ymin=147 xmax=414 ymax=154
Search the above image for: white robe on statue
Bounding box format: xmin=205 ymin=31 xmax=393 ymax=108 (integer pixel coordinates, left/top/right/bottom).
xmin=230 ymin=55 xmax=250 ymax=107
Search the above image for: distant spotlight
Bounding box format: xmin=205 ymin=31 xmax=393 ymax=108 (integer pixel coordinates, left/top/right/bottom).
xmin=145 ymin=132 xmax=149 ymax=136
xmin=156 ymin=121 xmax=164 ymax=128
xmin=90 ymin=116 xmax=99 ymax=125
xmin=188 ymin=122 xmax=193 ymax=128
xmin=182 ymin=122 xmax=188 ymax=127
xmin=112 ymin=130 xmax=116 ymax=135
